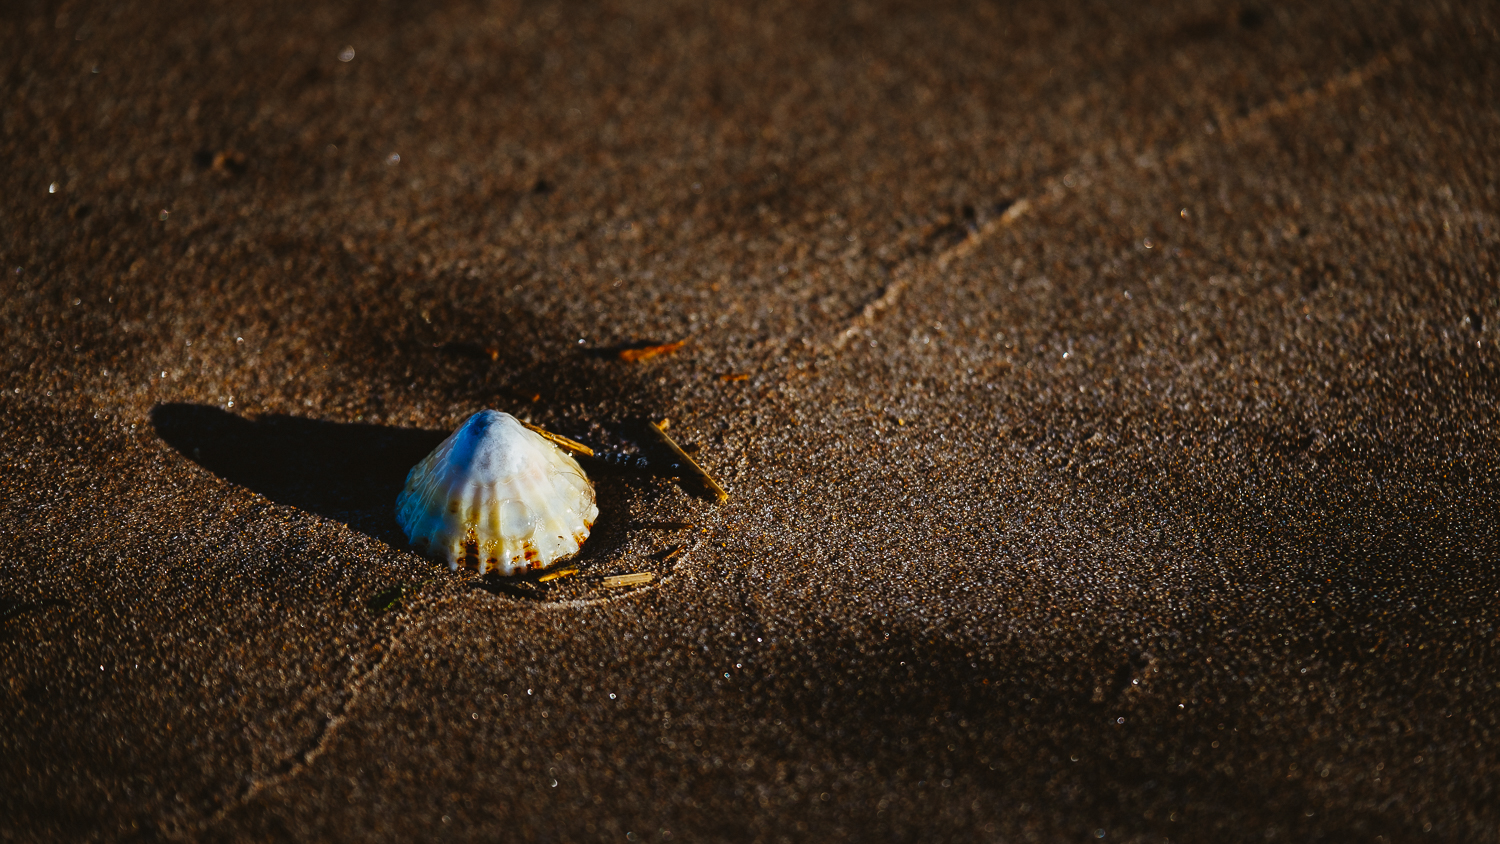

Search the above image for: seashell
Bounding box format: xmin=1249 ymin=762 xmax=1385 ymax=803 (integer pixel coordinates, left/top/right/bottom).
xmin=396 ymin=410 xmax=598 ymax=575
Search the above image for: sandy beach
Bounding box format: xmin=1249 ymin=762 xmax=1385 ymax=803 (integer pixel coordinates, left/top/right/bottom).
xmin=3 ymin=1 xmax=1497 ymax=840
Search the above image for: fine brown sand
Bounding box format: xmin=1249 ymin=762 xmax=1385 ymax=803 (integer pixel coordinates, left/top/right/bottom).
xmin=3 ymin=1 xmax=1498 ymax=841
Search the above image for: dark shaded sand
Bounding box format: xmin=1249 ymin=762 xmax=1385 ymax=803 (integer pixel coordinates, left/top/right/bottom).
xmin=3 ymin=1 xmax=1498 ymax=840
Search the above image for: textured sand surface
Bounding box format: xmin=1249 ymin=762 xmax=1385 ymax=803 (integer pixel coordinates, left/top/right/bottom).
xmin=3 ymin=1 xmax=1498 ymax=841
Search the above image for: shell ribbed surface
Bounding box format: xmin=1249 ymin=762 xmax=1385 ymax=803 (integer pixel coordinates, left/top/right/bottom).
xmin=395 ymin=410 xmax=598 ymax=575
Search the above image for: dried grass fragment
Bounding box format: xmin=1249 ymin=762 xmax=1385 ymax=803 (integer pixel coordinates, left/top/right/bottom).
xmin=521 ymin=422 xmax=595 ymax=457
xmin=648 ymin=419 xmax=729 ymax=504
xmin=618 ymin=341 xmax=686 ymax=362
xmin=603 ymin=572 xmax=655 ymax=588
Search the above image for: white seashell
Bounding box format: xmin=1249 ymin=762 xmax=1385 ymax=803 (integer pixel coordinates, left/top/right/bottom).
xmin=396 ymin=410 xmax=598 ymax=575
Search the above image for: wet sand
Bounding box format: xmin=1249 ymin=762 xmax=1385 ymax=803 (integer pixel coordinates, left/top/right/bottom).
xmin=3 ymin=1 xmax=1498 ymax=841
